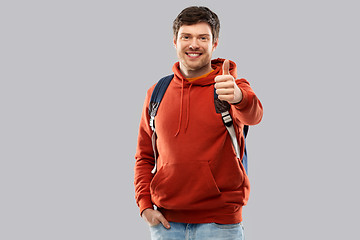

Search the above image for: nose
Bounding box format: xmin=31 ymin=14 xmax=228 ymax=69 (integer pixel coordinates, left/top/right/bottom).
xmin=189 ymin=38 xmax=199 ymax=50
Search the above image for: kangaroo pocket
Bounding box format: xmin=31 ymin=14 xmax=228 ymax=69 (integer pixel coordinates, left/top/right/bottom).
xmin=150 ymin=161 xmax=223 ymax=210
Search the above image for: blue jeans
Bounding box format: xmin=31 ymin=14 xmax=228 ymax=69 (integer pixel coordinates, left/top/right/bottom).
xmin=149 ymin=222 xmax=244 ymax=240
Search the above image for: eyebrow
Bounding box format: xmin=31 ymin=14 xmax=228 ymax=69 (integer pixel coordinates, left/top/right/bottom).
xmin=179 ymin=33 xmax=211 ymax=37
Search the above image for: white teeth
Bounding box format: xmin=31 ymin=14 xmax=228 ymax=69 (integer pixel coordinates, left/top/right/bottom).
xmin=188 ymin=53 xmax=200 ymax=57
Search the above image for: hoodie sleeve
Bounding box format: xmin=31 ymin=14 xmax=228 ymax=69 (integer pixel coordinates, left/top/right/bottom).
xmin=134 ymin=86 xmax=156 ymax=215
xmin=230 ymin=78 xmax=263 ymax=126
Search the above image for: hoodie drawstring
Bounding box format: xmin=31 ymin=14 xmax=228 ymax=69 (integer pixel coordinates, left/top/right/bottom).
xmin=184 ymin=83 xmax=193 ymax=132
xmin=174 ymin=80 xmax=193 ymax=136
xmin=174 ymin=79 xmax=184 ymax=137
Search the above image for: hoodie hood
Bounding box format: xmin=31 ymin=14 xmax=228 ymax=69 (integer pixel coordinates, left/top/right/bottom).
xmin=172 ymin=58 xmax=238 ymax=86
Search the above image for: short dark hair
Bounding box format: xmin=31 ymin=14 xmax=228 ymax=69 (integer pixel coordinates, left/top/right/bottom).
xmin=173 ymin=6 xmax=220 ymax=42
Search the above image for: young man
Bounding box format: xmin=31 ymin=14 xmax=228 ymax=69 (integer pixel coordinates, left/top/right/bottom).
xmin=134 ymin=6 xmax=263 ymax=240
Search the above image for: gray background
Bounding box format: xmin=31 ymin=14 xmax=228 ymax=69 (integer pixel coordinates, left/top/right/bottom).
xmin=1 ymin=0 xmax=359 ymax=239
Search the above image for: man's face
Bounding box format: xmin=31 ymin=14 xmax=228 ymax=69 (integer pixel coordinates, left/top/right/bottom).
xmin=174 ymin=22 xmax=218 ymax=75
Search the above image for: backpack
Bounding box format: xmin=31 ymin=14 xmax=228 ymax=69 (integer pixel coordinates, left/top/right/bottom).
xmin=149 ymin=74 xmax=249 ymax=174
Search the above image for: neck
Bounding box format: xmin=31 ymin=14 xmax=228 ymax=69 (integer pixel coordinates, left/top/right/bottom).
xmin=179 ymin=62 xmax=213 ymax=79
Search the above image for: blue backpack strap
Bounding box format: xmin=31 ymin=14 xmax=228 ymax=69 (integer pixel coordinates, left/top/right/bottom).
xmin=242 ymin=125 xmax=249 ymax=174
xmin=148 ymin=74 xmax=174 ymax=174
xmin=149 ymin=74 xmax=174 ymax=131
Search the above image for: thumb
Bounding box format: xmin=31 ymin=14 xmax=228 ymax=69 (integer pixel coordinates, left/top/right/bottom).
xmin=158 ymin=214 xmax=171 ymax=229
xmin=222 ymin=59 xmax=230 ymax=75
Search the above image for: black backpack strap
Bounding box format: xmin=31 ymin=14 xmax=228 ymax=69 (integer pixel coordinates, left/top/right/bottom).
xmin=214 ymin=88 xmax=249 ymax=174
xmin=148 ymin=74 xmax=174 ymax=173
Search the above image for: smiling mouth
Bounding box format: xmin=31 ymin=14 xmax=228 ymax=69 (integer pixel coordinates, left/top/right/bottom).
xmin=186 ymin=52 xmax=202 ymax=58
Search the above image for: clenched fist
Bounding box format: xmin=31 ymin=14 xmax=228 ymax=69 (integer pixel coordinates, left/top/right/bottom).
xmin=214 ymin=59 xmax=243 ymax=104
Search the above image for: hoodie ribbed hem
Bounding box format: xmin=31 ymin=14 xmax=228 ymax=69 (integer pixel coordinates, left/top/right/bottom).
xmin=158 ymin=205 xmax=243 ymax=224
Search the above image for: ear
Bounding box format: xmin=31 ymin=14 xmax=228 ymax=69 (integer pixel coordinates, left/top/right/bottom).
xmin=212 ymin=38 xmax=219 ymax=51
xmin=173 ymin=35 xmax=177 ymax=48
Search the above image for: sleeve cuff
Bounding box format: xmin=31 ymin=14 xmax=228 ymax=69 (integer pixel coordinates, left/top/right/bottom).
xmin=138 ymin=196 xmax=154 ymax=216
xmin=232 ymin=87 xmax=248 ymax=109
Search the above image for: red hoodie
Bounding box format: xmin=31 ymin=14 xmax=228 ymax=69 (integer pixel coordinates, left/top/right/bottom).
xmin=134 ymin=58 xmax=263 ymax=224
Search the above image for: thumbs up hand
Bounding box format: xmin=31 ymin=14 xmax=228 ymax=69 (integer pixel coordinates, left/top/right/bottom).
xmin=214 ymin=60 xmax=243 ymax=104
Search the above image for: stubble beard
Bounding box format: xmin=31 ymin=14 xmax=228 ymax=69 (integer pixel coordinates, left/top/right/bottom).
xmin=179 ymin=52 xmax=211 ymax=75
